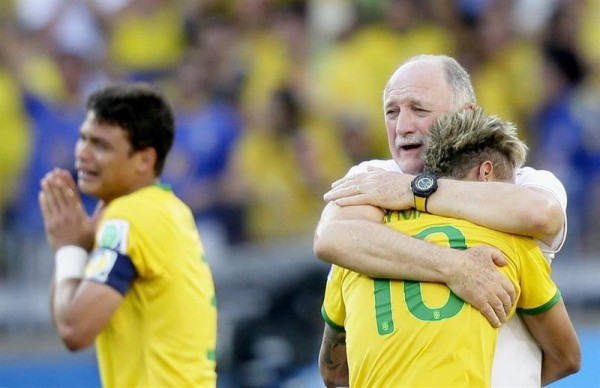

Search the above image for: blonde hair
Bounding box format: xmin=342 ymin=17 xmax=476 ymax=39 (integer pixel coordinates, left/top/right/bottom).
xmin=424 ymin=107 xmax=528 ymax=180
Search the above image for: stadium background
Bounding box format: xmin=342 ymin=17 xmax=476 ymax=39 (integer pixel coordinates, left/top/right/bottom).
xmin=0 ymin=0 xmax=598 ymax=386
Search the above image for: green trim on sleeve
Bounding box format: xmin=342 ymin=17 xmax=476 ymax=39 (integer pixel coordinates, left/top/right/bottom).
xmin=321 ymin=305 xmax=345 ymax=332
xmin=207 ymin=349 xmax=216 ymax=361
xmin=518 ymin=290 xmax=562 ymax=315
xmin=154 ymin=182 xmax=172 ymax=191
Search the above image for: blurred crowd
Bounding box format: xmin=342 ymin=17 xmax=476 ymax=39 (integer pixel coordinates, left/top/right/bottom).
xmin=0 ymin=0 xmax=599 ymax=281
xmin=0 ymin=1 xmax=598 ymax=385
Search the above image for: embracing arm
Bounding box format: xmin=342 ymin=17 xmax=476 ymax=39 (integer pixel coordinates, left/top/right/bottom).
xmin=316 ymin=202 xmax=461 ymax=282
xmin=427 ymin=180 xmax=563 ymax=243
xmin=521 ymin=298 xmax=581 ymax=385
xmin=319 ymin=324 xmax=349 ymax=388
xmin=325 ymin=170 xmax=564 ymax=243
xmin=314 ymin=202 xmax=515 ymax=327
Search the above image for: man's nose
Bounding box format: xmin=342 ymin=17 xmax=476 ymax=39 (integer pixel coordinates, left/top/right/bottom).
xmin=395 ymin=110 xmax=415 ymax=136
xmin=75 ymin=140 xmax=91 ymax=161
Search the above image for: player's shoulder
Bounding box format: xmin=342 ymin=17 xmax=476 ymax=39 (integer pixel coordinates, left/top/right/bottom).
xmin=347 ymin=159 xmax=401 ymax=176
xmin=516 ymin=166 xmax=567 ymax=209
xmin=502 ymin=231 xmax=550 ymax=268
xmin=105 ymin=184 xmax=176 ymax=219
xmin=516 ymin=166 xmax=563 ymax=186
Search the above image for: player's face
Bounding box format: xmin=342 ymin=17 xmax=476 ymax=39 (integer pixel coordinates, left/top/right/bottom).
xmin=384 ymin=60 xmax=455 ymax=174
xmin=75 ymin=111 xmax=142 ymax=203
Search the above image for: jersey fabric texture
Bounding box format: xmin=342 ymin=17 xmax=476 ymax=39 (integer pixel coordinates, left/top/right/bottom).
xmin=345 ymin=158 xmax=568 ymax=386
xmin=321 ymin=210 xmax=560 ymax=387
xmin=85 ymin=184 xmax=217 ymax=387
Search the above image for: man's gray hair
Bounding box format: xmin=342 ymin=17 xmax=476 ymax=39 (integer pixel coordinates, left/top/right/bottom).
xmin=424 ymin=107 xmax=528 ymax=180
xmin=402 ymin=54 xmax=477 ymax=109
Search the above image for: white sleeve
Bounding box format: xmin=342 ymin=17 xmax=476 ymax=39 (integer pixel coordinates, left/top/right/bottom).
xmin=515 ymin=166 xmax=568 ymax=259
xmin=345 ymin=159 xmax=402 ymax=177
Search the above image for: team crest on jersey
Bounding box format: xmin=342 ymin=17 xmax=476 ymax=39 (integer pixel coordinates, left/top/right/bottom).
xmin=97 ymin=219 xmax=129 ymax=254
xmin=85 ymin=248 xmax=118 ymax=282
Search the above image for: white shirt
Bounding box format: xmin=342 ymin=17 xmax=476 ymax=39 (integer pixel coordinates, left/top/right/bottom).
xmin=348 ymin=159 xmax=568 ymax=387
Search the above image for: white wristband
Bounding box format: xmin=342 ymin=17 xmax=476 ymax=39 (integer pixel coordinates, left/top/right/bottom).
xmin=55 ymin=245 xmax=88 ymax=283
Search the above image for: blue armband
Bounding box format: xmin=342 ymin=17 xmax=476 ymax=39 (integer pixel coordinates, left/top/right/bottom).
xmin=84 ymin=248 xmax=137 ymax=296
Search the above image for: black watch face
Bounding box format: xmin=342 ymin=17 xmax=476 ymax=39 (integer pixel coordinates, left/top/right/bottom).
xmin=415 ymin=176 xmax=435 ymax=191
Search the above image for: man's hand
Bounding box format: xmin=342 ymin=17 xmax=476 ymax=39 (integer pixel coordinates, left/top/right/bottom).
xmin=446 ymin=245 xmax=516 ymax=328
xmin=38 ymin=168 xmax=99 ymax=252
xmin=324 ymin=168 xmax=415 ymax=209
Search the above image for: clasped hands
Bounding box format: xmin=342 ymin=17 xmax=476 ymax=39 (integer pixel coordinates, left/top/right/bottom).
xmin=38 ymin=168 xmax=104 ymax=253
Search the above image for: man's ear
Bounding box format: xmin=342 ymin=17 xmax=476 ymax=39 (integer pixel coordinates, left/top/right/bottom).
xmin=136 ymin=147 xmax=157 ymax=174
xmin=478 ymin=161 xmax=494 ymax=181
xmin=463 ymin=102 xmax=476 ymax=111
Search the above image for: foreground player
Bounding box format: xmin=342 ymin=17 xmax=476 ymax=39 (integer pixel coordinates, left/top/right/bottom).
xmin=319 ymin=108 xmax=580 ymax=386
xmin=39 ymin=84 xmax=217 ymax=387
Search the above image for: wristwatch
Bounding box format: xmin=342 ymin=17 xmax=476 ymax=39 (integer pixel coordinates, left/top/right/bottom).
xmin=411 ymin=173 xmax=438 ymax=213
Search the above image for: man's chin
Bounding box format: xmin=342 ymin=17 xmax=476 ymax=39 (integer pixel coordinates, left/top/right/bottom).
xmin=78 ymin=182 xmax=97 ymax=197
xmin=397 ymin=161 xmax=424 ymax=175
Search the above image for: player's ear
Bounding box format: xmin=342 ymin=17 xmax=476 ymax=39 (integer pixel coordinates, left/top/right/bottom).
xmin=135 ymin=147 xmax=157 ymax=175
xmin=478 ymin=161 xmax=494 ymax=182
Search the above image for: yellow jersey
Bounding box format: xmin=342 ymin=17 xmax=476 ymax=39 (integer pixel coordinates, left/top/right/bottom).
xmin=322 ymin=209 xmax=560 ymax=387
xmin=88 ymin=184 xmax=217 ymax=387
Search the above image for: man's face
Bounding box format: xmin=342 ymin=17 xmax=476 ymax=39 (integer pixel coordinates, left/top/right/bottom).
xmin=75 ymin=111 xmax=141 ymax=203
xmin=384 ymin=60 xmax=455 ymax=174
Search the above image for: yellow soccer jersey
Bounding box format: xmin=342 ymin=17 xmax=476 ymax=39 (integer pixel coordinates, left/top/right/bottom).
xmin=86 ymin=184 xmax=217 ymax=387
xmin=321 ymin=209 xmax=560 ymax=387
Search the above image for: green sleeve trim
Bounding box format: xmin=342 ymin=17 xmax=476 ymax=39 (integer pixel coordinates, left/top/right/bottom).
xmin=321 ymin=305 xmax=345 ymax=332
xmin=518 ymin=290 xmax=562 ymax=315
xmin=207 ymin=349 xmax=216 ymax=361
xmin=154 ymin=181 xmax=172 ymax=191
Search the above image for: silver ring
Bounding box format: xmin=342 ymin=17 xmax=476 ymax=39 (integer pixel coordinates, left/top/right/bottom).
xmin=356 ymin=184 xmax=361 ymax=194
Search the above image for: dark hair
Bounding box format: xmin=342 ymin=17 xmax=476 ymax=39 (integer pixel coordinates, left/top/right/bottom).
xmin=86 ymin=83 xmax=175 ymax=175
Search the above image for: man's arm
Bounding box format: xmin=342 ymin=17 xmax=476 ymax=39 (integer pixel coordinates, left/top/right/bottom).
xmin=50 ymin=278 xmax=123 ymax=350
xmin=314 ymin=202 xmax=515 ymax=327
xmin=40 ymin=169 xmax=118 ymax=350
xmin=318 ymin=324 xmax=348 ymax=388
xmin=324 ymin=171 xmax=564 ymax=242
xmin=521 ymin=299 xmax=581 ymax=385
xmin=428 ymin=181 xmax=563 ymax=243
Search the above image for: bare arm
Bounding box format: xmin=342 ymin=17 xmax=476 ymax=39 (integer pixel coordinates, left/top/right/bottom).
xmin=521 ymin=299 xmax=581 ymax=385
xmin=40 ymin=169 xmax=116 ymax=350
xmin=314 ymin=202 xmax=515 ymax=328
xmin=324 ymin=170 xmax=564 ymax=242
xmin=319 ymin=324 xmax=349 ymax=388
xmin=51 ymin=279 xmax=123 ymax=351
xmin=428 ymin=181 xmax=563 ymax=243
